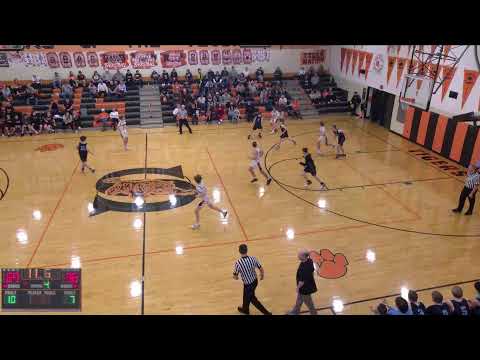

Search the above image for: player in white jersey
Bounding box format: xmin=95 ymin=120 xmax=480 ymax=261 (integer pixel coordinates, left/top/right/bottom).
xmin=191 ymin=174 xmax=228 ymax=230
xmin=316 ymin=121 xmax=329 ymax=155
xmin=248 ymin=141 xmax=272 ymax=185
xmin=117 ymin=116 xmax=128 ymax=151
xmin=270 ymin=108 xmax=280 ymax=134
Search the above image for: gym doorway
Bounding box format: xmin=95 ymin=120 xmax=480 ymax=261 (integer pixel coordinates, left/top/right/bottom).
xmin=367 ymin=87 xmax=396 ymax=129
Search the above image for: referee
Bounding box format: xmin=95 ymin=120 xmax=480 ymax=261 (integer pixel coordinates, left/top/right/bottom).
xmin=173 ymin=104 xmax=192 ymax=135
xmin=452 ymin=162 xmax=480 ymax=215
xmin=233 ymin=244 xmax=272 ymax=315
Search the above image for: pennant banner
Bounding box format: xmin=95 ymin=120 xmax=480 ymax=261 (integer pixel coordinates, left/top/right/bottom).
xmin=387 ymin=56 xmax=397 ymax=84
xmin=364 ymin=52 xmax=373 ymax=80
xmin=160 ymin=50 xmax=187 ymax=68
xmin=441 ymin=65 xmax=457 ymax=101
xmin=462 ymin=69 xmax=480 ymax=108
xmin=396 ymin=58 xmax=407 ymax=88
xmin=358 ymin=51 xmax=366 ymax=76
xmin=442 ymin=45 xmax=451 ymax=63
xmin=345 ymin=48 xmax=352 ymax=74
xmin=351 ymin=50 xmax=358 ymax=75
xmin=340 ymin=48 xmax=346 ymax=71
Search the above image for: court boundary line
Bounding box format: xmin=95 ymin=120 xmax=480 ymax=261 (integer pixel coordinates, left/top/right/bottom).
xmin=141 ymin=133 xmax=148 ymax=315
xmin=206 ymin=147 xmax=249 ymax=242
xmin=26 ymin=160 xmax=81 ymax=268
xmin=0 ymin=167 xmax=9 ymax=200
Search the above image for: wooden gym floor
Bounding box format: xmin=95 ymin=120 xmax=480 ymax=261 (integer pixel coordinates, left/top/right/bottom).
xmin=0 ymin=115 xmax=479 ymax=315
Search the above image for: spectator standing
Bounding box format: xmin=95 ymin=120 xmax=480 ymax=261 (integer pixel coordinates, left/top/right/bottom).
xmin=125 ymin=70 xmax=134 ymax=85
xmin=196 ymin=69 xmax=203 ymax=83
xmin=273 ymin=66 xmax=283 ymax=84
xmin=77 ymin=71 xmax=86 ymax=87
xmin=25 ymin=84 xmax=39 ymax=105
xmin=255 ymin=67 xmax=264 ymax=81
xmin=53 ymin=72 xmax=62 ymax=89
xmin=408 ymin=290 xmax=426 ymax=315
xmin=233 ymin=244 xmax=272 ymax=315
xmin=170 ymin=68 xmax=178 ymax=82
xmin=151 ymin=70 xmax=160 ymax=85
xmin=446 ymin=286 xmax=471 ymax=316
xmin=112 ymin=70 xmax=125 ymax=83
xmin=103 ymin=70 xmax=113 ymax=87
xmin=61 ymin=82 xmax=73 ymax=100
xmin=221 ymin=67 xmax=229 ymax=79
xmin=426 ymin=291 xmax=451 ymax=315
xmin=350 ymin=91 xmax=362 ymax=116
xmin=113 ymin=81 xmax=127 ymax=98
xmin=230 ymin=66 xmax=238 ymax=81
xmin=88 ymin=81 xmax=97 ymax=97
xmin=287 ymin=250 xmax=318 ymax=315
xmin=134 ymin=70 xmax=143 ymax=88
xmin=68 ymin=71 xmax=77 ymax=88
xmin=92 ymin=70 xmax=102 ymax=85
xmin=311 ymin=73 xmax=320 ymax=89
xmin=452 ymin=162 xmax=480 ymax=215
xmin=297 ymin=67 xmax=306 ymax=83
xmin=32 ymin=75 xmax=41 ymax=90
xmin=185 ymin=69 xmax=193 ymax=84
xmin=97 ymin=81 xmax=109 ymax=98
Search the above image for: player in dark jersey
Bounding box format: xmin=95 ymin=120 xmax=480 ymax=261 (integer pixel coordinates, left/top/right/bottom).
xmin=471 ymin=281 xmax=480 ymax=315
xmin=275 ymin=123 xmax=296 ymax=150
xmin=248 ymin=111 xmax=263 ymax=140
xmin=299 ymin=148 xmax=327 ymax=189
xmin=77 ymin=136 xmax=95 ymax=174
xmin=425 ymin=291 xmax=451 ymax=316
xmin=408 ymin=290 xmax=426 ymax=315
xmin=446 ymin=286 xmax=471 ymax=316
xmin=332 ymin=124 xmax=346 ymax=159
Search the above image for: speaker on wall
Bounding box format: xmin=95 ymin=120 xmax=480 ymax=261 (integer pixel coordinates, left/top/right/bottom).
xmin=449 ymin=91 xmax=458 ymax=99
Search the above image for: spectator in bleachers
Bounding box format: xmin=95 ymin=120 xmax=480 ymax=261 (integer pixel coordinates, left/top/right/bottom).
xmin=92 ymin=70 xmax=102 ymax=85
xmin=1 ymin=84 xmax=12 ymax=100
xmin=53 ymin=72 xmax=62 ymax=89
xmin=288 ymin=99 xmax=302 ymax=119
xmin=32 ymin=75 xmax=41 ymax=90
xmin=311 ymin=73 xmax=320 ymax=90
xmin=297 ymin=67 xmax=306 ymax=83
xmin=125 ymin=70 xmax=134 ymax=85
xmin=64 ymin=97 xmax=74 ymax=114
xmin=230 ymin=66 xmax=238 ymax=80
xmin=77 ymin=71 xmax=87 ymax=87
xmin=113 ymin=81 xmax=127 ymax=98
xmin=221 ymin=67 xmax=229 ymax=79
xmin=61 ymin=82 xmax=73 ymax=100
xmin=426 ymin=291 xmax=451 ymax=315
xmin=170 ymin=68 xmax=178 ymax=82
xmin=103 ymin=70 xmax=113 ymax=87
xmin=97 ymin=81 xmax=109 ymax=98
xmin=273 ymin=66 xmax=283 ymax=84
xmin=49 ymin=100 xmax=60 ymax=117
xmin=151 ymin=70 xmax=160 ymax=85
xmin=408 ymin=290 xmax=426 ymax=315
xmin=112 ymin=70 xmax=125 ymax=83
xmin=88 ymin=81 xmax=97 ymax=97
xmin=446 ymin=286 xmax=471 ymax=315
xmin=134 ymin=70 xmax=143 ymax=88
xmin=243 ymin=67 xmax=250 ymax=80
xmin=25 ymin=84 xmax=39 ymax=106
xmin=98 ymin=108 xmax=109 ymax=131
xmin=185 ymin=69 xmax=193 ymax=84
xmin=256 ymin=67 xmax=264 ymax=82
xmin=68 ymin=71 xmax=78 ymax=88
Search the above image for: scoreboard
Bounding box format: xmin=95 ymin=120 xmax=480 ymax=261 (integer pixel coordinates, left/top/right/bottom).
xmin=1 ymin=269 xmax=81 ymax=311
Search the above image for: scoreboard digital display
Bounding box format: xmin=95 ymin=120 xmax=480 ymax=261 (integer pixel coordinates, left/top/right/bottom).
xmin=1 ymin=269 xmax=81 ymax=311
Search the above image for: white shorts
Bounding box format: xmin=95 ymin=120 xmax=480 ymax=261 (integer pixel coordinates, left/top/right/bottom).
xmin=197 ymin=197 xmax=211 ymax=208
xmin=250 ymin=160 xmax=260 ymax=169
xmin=318 ymin=135 xmax=327 ymax=144
xmin=119 ymin=127 xmax=128 ymax=138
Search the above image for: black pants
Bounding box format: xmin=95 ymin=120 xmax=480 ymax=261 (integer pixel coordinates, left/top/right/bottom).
xmin=241 ymin=279 xmax=270 ymax=315
xmin=455 ymin=186 xmax=477 ymax=213
xmin=179 ymin=119 xmax=192 ymax=134
xmin=351 ymin=103 xmax=359 ymax=115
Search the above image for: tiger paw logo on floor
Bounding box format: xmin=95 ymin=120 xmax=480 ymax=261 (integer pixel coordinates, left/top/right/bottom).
xmin=35 ymin=144 xmax=64 ymax=152
xmin=309 ymin=249 xmax=348 ymax=279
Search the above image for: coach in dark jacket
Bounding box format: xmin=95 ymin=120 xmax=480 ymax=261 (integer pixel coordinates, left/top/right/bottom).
xmin=287 ymin=250 xmax=318 ymax=315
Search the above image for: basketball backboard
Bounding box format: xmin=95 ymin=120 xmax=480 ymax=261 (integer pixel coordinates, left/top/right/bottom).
xmin=399 ymin=74 xmax=434 ymax=111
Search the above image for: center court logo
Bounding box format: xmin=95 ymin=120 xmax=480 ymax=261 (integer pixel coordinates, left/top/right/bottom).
xmin=90 ymin=165 xmax=196 ymax=216
xmin=309 ymin=249 xmax=348 ymax=279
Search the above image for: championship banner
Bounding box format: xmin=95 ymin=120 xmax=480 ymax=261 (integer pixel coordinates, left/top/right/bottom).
xmin=242 ymin=49 xmax=252 ymax=64
xmin=0 ymin=53 xmax=9 ymax=67
xmin=364 ymin=52 xmax=373 ymax=80
xmin=396 ymin=58 xmax=407 ymax=88
xmin=251 ymin=48 xmax=269 ymax=62
xmin=130 ymin=51 xmax=157 ymax=69
xmin=47 ymin=52 xmax=60 ymax=68
xmin=22 ymin=52 xmax=48 ymax=67
xmin=340 ymin=48 xmax=346 ymax=71
xmin=160 ymin=50 xmax=187 ymax=68
xmin=188 ymin=50 xmax=198 ymax=65
xmin=462 ymin=69 xmax=480 ymax=109
xmin=211 ymin=49 xmax=221 ymax=65
xmin=387 ymin=56 xmax=397 ymax=84
xmin=221 ymin=49 xmax=231 ymax=65
xmin=199 ymin=50 xmax=210 ymax=65
xmin=440 ymin=65 xmax=457 ymax=101
xmin=300 ymin=50 xmax=326 ymax=66
xmin=7 ymin=52 xmax=23 ymax=65
xmin=87 ymin=52 xmax=99 ymax=67
xmin=351 ymin=50 xmax=358 ymax=75
xmin=358 ymin=51 xmax=366 ymax=76
xmin=73 ymin=52 xmax=86 ymax=68
xmin=59 ymin=52 xmax=73 ymax=68
xmin=100 ymin=52 xmax=129 ymax=70
xmin=232 ymin=49 xmax=242 ymax=64
xmin=345 ymin=49 xmax=352 ymax=74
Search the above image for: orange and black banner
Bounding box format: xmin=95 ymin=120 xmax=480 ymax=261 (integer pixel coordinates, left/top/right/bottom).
xmin=402 ymin=106 xmax=480 ymax=167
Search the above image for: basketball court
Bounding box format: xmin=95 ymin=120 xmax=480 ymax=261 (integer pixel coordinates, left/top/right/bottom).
xmin=1 ymin=115 xmax=479 ymax=314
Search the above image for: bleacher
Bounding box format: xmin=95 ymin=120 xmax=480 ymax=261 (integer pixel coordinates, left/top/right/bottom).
xmin=299 ymin=74 xmax=350 ymax=114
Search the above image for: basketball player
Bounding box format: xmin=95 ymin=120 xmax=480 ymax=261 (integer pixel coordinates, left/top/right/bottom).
xmin=249 ymin=141 xmax=272 ymax=185
xmin=275 ymin=123 xmax=296 ymax=150
xmin=117 ymin=116 xmax=128 ymax=151
xmin=270 ymin=108 xmax=280 ymax=134
xmin=332 ymin=125 xmax=346 ymax=159
xmin=316 ymin=121 xmax=328 ymax=155
xmin=77 ymin=136 xmax=95 ymax=174
xmin=192 ymin=174 xmax=228 ymax=230
xmin=248 ymin=111 xmax=263 ymax=140
xmin=300 ymin=147 xmax=327 ymax=189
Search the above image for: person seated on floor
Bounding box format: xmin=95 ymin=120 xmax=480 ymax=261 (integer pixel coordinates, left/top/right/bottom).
xmin=446 ymin=286 xmax=471 ymax=316
xmin=23 ymin=111 xmax=39 ymax=135
xmin=98 ymin=108 xmax=110 ymax=131
xmin=92 ymin=70 xmax=102 ymax=85
xmin=4 ymin=113 xmax=15 ymax=137
xmin=151 ymin=70 xmax=160 ymax=85
xmin=113 ymin=81 xmax=127 ymax=98
xmin=112 ymin=70 xmax=125 ymax=83
xmin=134 ymin=70 xmax=143 ymax=88
xmin=77 ymin=71 xmax=86 ymax=87
xmin=109 ymin=108 xmax=119 ymax=131
xmin=97 ymin=81 xmax=109 ymax=98
xmin=125 ymin=70 xmax=134 ymax=85
xmin=426 ymin=291 xmax=451 ymax=315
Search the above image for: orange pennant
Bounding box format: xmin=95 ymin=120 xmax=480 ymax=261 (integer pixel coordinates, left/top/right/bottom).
xmin=351 ymin=50 xmax=358 ymax=75
xmin=443 ymin=45 xmax=451 ymax=63
xmin=430 ymin=45 xmax=437 ymax=54
xmin=462 ymin=69 xmax=480 ymax=108
xmin=345 ymin=48 xmax=353 ymax=73
xmin=364 ymin=52 xmax=373 ymax=80
xmin=408 ymin=45 xmax=412 ymax=55
xmin=358 ymin=51 xmax=366 ymax=76
xmin=397 ymin=45 xmax=401 ymax=55
xmin=427 ymin=62 xmax=439 ymax=79
xmin=440 ymin=65 xmax=457 ymax=101
xmin=340 ymin=48 xmax=346 ymax=71
xmin=387 ymin=56 xmax=397 ymax=84
xmin=396 ymin=58 xmax=407 ymax=88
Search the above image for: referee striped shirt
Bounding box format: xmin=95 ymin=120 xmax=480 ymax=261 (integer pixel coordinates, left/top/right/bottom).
xmin=465 ymin=173 xmax=480 ymax=189
xmin=234 ymin=256 xmax=262 ymax=285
